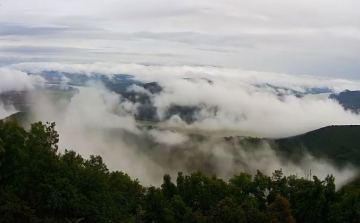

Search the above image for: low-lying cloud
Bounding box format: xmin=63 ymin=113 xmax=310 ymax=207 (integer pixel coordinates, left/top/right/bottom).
xmin=0 ymin=67 xmax=45 ymax=93
xmin=10 ymin=62 xmax=360 ymax=91
xmin=8 ymin=62 xmax=360 ymax=138
xmin=19 ymin=80 xmax=358 ymax=187
xmin=148 ymin=129 xmax=189 ymax=146
xmin=153 ymin=80 xmax=360 ymax=137
xmin=2 ymin=62 xmax=360 ymax=187
xmin=0 ymin=67 xmax=46 ymax=119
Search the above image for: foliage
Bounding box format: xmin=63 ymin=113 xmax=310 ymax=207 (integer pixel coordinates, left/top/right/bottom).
xmin=275 ymin=125 xmax=360 ymax=167
xmin=0 ymin=120 xmax=360 ymax=222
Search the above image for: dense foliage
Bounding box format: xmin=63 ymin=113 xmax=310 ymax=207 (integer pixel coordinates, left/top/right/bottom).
xmin=0 ymin=120 xmax=359 ymax=222
xmin=275 ymin=125 xmax=360 ymax=167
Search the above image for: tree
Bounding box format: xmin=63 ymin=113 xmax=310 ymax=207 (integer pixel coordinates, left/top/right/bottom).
xmin=268 ymin=169 xmax=289 ymax=204
xmin=329 ymin=191 xmax=360 ymax=223
xmin=142 ymin=186 xmax=168 ymax=223
xmin=169 ymin=195 xmax=195 ymax=223
xmin=323 ymin=175 xmax=337 ymax=222
xmin=266 ymin=195 xmax=295 ymax=223
xmin=241 ymin=202 xmax=266 ymax=223
xmin=253 ymin=170 xmax=270 ymax=211
xmin=0 ymin=188 xmax=37 ymax=223
xmin=0 ymin=138 xmax=4 ymax=180
xmin=208 ymin=197 xmax=246 ymax=223
xmin=229 ymin=172 xmax=253 ymax=204
xmin=1 ymin=120 xmax=360 ymax=223
xmin=162 ymin=174 xmax=177 ymax=201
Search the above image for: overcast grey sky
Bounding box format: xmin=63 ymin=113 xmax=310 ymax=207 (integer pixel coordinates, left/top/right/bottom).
xmin=0 ymin=0 xmax=359 ymax=79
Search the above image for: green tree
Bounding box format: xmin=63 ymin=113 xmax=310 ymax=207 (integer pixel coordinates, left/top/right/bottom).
xmin=142 ymin=186 xmax=168 ymax=223
xmin=241 ymin=202 xmax=266 ymax=223
xmin=169 ymin=195 xmax=194 ymax=223
xmin=2 ymin=119 xmax=360 ymax=223
xmin=208 ymin=197 xmax=246 ymax=223
xmin=162 ymin=174 xmax=177 ymax=201
xmin=0 ymin=188 xmax=37 ymax=223
xmin=253 ymin=170 xmax=270 ymax=211
xmin=266 ymin=195 xmax=295 ymax=223
xmin=268 ymin=169 xmax=289 ymax=204
xmin=228 ymin=172 xmax=254 ymax=205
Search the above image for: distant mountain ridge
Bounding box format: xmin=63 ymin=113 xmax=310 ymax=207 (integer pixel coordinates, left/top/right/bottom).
xmin=256 ymin=83 xmax=333 ymax=98
xmin=330 ymin=90 xmax=360 ymax=113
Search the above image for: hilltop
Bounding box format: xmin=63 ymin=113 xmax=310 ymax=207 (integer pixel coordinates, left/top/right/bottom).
xmin=274 ymin=125 xmax=360 ymax=167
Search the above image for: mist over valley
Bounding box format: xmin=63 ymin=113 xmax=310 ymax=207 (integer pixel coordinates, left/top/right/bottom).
xmin=2 ymin=64 xmax=360 ymax=188
xmin=1 ymin=1 xmax=360 ymax=221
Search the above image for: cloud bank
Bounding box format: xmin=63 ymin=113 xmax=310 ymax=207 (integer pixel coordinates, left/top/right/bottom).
xmin=0 ymin=67 xmax=45 ymax=118
xmin=10 ymin=62 xmax=360 ymax=91
xmin=9 ymin=62 xmax=360 ymax=137
xmin=2 ymin=62 xmax=360 ymax=187
xmin=0 ymin=68 xmax=45 ymax=93
xmin=23 ymin=84 xmax=358 ymax=187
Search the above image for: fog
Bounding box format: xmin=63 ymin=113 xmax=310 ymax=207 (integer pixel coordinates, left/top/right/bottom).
xmin=150 ymin=78 xmax=360 ymax=138
xmin=23 ymin=83 xmax=358 ymax=187
xmin=0 ymin=68 xmax=45 ymax=119
xmin=1 ymin=63 xmax=360 ymax=186
xmin=0 ymin=67 xmax=45 ymax=93
xmin=10 ymin=62 xmax=360 ymax=91
xmin=0 ymin=103 xmax=16 ymax=120
xmin=10 ymin=62 xmax=360 ymax=138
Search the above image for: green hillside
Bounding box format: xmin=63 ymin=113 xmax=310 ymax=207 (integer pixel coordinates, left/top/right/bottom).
xmin=275 ymin=126 xmax=360 ymax=167
xmin=330 ymin=90 xmax=360 ymax=112
xmin=2 ymin=112 xmax=30 ymax=123
xmin=1 ymin=120 xmax=360 ymax=222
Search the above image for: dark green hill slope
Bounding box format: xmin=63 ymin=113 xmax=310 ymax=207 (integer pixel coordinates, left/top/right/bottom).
xmin=275 ymin=125 xmax=360 ymax=166
xmin=330 ymin=90 xmax=360 ymax=112
xmin=2 ymin=120 xmax=360 ymax=223
xmin=2 ymin=112 xmax=32 ymax=127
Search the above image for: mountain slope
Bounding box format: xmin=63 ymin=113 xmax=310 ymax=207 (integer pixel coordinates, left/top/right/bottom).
xmin=330 ymin=90 xmax=360 ymax=112
xmin=275 ymin=125 xmax=360 ymax=167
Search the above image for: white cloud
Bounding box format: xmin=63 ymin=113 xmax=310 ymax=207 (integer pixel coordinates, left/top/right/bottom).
xmin=9 ymin=62 xmax=360 ymax=91
xmin=22 ymin=83 xmax=358 ymax=187
xmin=0 ymin=68 xmax=46 ymax=120
xmin=152 ymin=80 xmax=360 ymax=137
xmin=8 ymin=62 xmax=360 ymax=138
xmin=127 ymin=84 xmax=152 ymax=95
xmin=0 ymin=103 xmax=17 ymax=120
xmin=0 ymin=67 xmax=45 ymax=93
xmin=148 ymin=129 xmax=189 ymax=145
xmin=0 ymin=0 xmax=359 ymax=78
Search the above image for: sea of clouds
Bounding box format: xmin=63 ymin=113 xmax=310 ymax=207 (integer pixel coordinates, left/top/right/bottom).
xmin=1 ymin=62 xmax=360 ymax=187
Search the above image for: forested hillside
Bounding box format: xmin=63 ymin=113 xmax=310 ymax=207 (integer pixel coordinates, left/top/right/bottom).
xmin=1 ymin=120 xmax=360 ymax=223
xmin=275 ymin=125 xmax=360 ymax=167
xmin=330 ymin=90 xmax=360 ymax=112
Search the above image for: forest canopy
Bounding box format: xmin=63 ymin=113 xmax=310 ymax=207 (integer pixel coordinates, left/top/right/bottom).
xmin=0 ymin=120 xmax=359 ymax=223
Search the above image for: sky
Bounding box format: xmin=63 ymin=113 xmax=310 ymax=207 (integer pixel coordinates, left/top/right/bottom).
xmin=0 ymin=0 xmax=360 ymax=79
